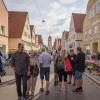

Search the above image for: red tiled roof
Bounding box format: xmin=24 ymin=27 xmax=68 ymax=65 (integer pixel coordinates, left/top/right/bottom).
xmin=8 ymin=11 xmax=28 ymax=38
xmin=72 ymin=13 xmax=86 ymax=33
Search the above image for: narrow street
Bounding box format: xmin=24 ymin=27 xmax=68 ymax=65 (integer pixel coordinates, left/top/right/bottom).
xmin=0 ymin=66 xmax=100 ymax=100
xmin=0 ymin=0 xmax=100 ymax=100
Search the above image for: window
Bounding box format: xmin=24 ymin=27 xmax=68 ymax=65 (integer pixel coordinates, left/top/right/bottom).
xmin=88 ymin=5 xmax=95 ymax=18
xmin=0 ymin=26 xmax=1 ymax=34
xmin=96 ymin=0 xmax=100 ymax=14
xmin=73 ymin=34 xmax=75 ymax=38
xmin=73 ymin=42 xmax=75 ymax=47
xmin=0 ymin=25 xmax=5 ymax=35
xmin=24 ymin=32 xmax=27 ymax=37
xmin=28 ymin=34 xmax=31 ymax=39
xmin=94 ymin=26 xmax=98 ymax=34
xmin=89 ymin=29 xmax=92 ymax=35
xmin=85 ymin=32 xmax=87 ymax=34
xmin=27 ymin=25 xmax=29 ymax=30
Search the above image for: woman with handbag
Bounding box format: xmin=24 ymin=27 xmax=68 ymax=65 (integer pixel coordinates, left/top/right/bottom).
xmin=27 ymin=51 xmax=39 ymax=97
xmin=57 ymin=50 xmax=68 ymax=93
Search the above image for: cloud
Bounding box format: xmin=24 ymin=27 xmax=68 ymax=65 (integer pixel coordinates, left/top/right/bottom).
xmin=4 ymin=0 xmax=88 ymax=45
xmin=59 ymin=0 xmax=78 ymax=4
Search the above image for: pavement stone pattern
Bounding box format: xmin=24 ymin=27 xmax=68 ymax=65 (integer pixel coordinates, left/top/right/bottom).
xmin=4 ymin=66 xmax=14 ymax=75
xmin=85 ymin=71 xmax=100 ymax=86
xmin=0 ymin=66 xmax=15 ymax=84
xmin=0 ymin=75 xmax=100 ymax=100
xmin=0 ymin=65 xmax=100 ymax=100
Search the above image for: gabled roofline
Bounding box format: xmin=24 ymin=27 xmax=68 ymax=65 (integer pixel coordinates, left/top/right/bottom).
xmin=8 ymin=11 xmax=28 ymax=38
xmin=72 ymin=13 xmax=86 ymax=33
xmin=21 ymin=12 xmax=29 ymax=37
xmin=2 ymin=0 xmax=8 ymax=12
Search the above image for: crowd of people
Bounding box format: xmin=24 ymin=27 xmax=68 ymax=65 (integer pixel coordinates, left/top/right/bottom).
xmin=53 ymin=47 xmax=85 ymax=93
xmin=0 ymin=43 xmax=86 ymax=100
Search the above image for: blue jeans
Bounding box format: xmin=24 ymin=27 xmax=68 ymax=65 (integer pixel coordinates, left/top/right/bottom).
xmin=74 ymin=71 xmax=83 ymax=80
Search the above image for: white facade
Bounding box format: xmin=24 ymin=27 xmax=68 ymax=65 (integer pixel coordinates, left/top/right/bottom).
xmin=67 ymin=15 xmax=84 ymax=53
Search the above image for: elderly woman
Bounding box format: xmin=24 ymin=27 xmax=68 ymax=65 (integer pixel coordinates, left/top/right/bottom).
xmin=27 ymin=50 xmax=39 ymax=96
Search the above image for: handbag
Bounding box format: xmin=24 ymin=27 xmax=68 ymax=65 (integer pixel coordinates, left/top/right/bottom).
xmin=32 ymin=65 xmax=39 ymax=77
xmin=65 ymin=57 xmax=72 ymax=72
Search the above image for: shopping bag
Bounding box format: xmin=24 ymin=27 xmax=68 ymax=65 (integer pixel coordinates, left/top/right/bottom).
xmin=65 ymin=58 xmax=72 ymax=72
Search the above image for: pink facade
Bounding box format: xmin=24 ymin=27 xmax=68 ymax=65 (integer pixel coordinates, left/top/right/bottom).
xmin=0 ymin=0 xmax=8 ymax=53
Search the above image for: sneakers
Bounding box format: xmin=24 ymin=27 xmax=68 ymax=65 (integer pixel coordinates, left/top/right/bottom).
xmin=23 ymin=97 xmax=27 ymax=100
xmin=26 ymin=92 xmax=29 ymax=98
xmin=17 ymin=97 xmax=23 ymax=100
xmin=45 ymin=90 xmax=50 ymax=95
xmin=17 ymin=96 xmax=27 ymax=100
xmin=40 ymin=88 xmax=50 ymax=95
xmin=73 ymin=87 xmax=83 ymax=92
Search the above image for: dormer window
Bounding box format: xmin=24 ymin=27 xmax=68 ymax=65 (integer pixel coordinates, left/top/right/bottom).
xmin=0 ymin=25 xmax=5 ymax=35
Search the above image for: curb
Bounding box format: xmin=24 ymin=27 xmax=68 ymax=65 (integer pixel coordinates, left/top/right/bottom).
xmin=0 ymin=79 xmax=15 ymax=86
xmin=84 ymin=72 xmax=100 ymax=86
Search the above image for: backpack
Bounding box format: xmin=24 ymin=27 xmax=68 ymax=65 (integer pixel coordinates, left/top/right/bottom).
xmin=56 ymin=60 xmax=65 ymax=70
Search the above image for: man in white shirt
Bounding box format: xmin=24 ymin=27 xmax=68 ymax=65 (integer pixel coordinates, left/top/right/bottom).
xmin=39 ymin=48 xmax=51 ymax=95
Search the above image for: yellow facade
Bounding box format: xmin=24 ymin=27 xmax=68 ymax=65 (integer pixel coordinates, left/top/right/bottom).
xmin=83 ymin=0 xmax=100 ymax=53
xmin=8 ymin=38 xmax=21 ymax=51
xmin=0 ymin=35 xmax=8 ymax=53
xmin=9 ymin=16 xmax=32 ymax=52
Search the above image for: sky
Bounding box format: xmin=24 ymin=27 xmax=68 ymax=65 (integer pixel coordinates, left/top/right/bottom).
xmin=4 ymin=0 xmax=89 ymax=45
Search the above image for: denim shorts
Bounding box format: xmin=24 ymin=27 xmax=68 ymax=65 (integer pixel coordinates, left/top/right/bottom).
xmin=40 ymin=67 xmax=50 ymax=81
xmin=74 ymin=71 xmax=83 ymax=80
